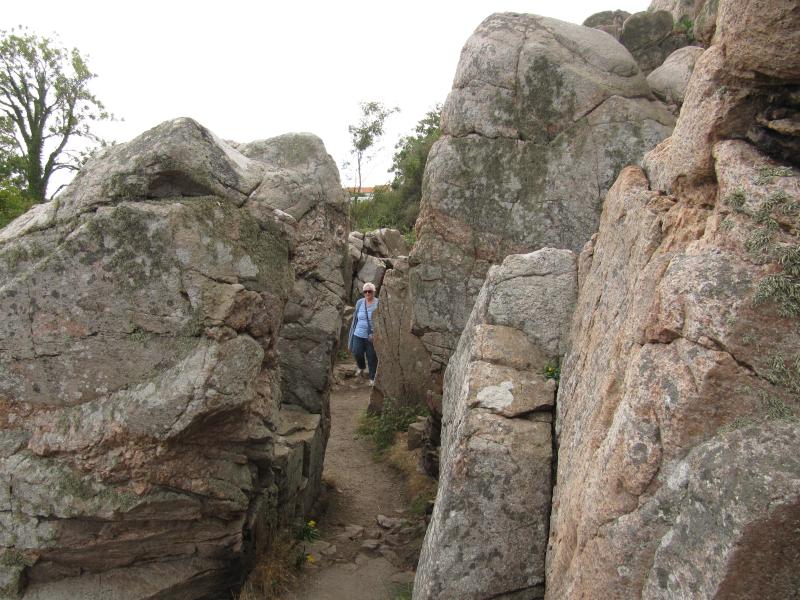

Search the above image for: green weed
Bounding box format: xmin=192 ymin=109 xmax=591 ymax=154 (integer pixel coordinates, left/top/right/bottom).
xmin=719 ymin=216 xmax=735 ymax=231
xmin=544 ymin=359 xmax=561 ymax=383
xmin=357 ymin=398 xmax=428 ymax=452
xmin=765 ymin=354 xmax=800 ymax=394
xmin=761 ymin=392 xmax=794 ymax=420
xmin=753 ymin=273 xmax=800 ymax=317
xmin=294 ymin=519 xmax=320 ymax=543
xmin=745 ymin=229 xmax=773 ymax=255
xmin=388 ymin=582 xmax=414 ymax=600
xmin=677 ymin=15 xmax=694 ymax=38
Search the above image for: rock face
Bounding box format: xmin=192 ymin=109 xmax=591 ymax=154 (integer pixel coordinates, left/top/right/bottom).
xmin=644 ymin=0 xmax=800 ymax=192
xmin=348 ymin=228 xmax=408 ymax=303
xmin=647 ymin=0 xmax=695 ymax=22
xmin=240 ymin=134 xmax=350 ymax=490
xmin=648 ymin=0 xmax=720 ymax=46
xmin=368 ymin=258 xmax=434 ymax=414
xmin=414 ymin=249 xmax=577 ymax=600
xmin=646 ymin=46 xmax=705 ymax=107
xmin=0 ymin=119 xmax=344 ymax=599
xmin=582 ymin=10 xmax=631 ymax=38
xmin=619 ymin=10 xmax=693 ymax=74
xmin=546 ymin=1 xmax=800 ymax=596
xmin=408 ymin=12 xmax=674 ymax=403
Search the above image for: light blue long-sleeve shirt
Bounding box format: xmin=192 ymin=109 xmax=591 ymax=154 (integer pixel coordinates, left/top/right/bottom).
xmin=348 ymin=297 xmax=379 ymax=349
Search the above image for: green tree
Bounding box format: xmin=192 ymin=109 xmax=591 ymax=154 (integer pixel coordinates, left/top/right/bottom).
xmin=347 ymin=101 xmax=398 ymax=198
xmin=0 ymin=143 xmax=32 ymax=228
xmin=0 ymin=28 xmax=111 ymax=204
xmin=350 ymin=106 xmax=441 ymax=236
xmin=387 ymin=105 xmax=441 ymax=227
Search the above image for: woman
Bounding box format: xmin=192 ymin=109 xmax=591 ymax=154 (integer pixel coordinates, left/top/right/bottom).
xmin=348 ymin=282 xmax=379 ymax=385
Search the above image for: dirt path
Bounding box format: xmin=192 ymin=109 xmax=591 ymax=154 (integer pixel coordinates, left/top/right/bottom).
xmin=279 ymin=364 xmax=423 ymax=600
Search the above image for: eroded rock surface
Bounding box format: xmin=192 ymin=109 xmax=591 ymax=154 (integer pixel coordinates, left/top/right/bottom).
xmin=644 ymin=0 xmax=800 ymax=192
xmin=241 ymin=134 xmax=350 ymax=491
xmin=348 ymin=228 xmax=408 ymax=303
xmin=368 ymin=258 xmax=434 ymax=415
xmin=620 ymin=10 xmax=691 ymax=74
xmin=414 ymin=249 xmax=576 ymax=600
xmin=547 ymin=2 xmax=800 ymax=592
xmin=646 ymin=45 xmax=705 ymax=107
xmin=408 ymin=12 xmax=674 ymax=402
xmin=0 ymin=119 xmax=344 ymax=599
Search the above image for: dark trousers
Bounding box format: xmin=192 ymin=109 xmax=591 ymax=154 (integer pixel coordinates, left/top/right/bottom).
xmin=351 ymin=335 xmax=378 ymax=380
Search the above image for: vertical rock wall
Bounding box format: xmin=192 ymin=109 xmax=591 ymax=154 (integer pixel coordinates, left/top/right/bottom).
xmin=241 ymin=134 xmax=350 ymax=514
xmin=0 ymin=119 xmax=346 ymax=599
xmin=547 ymin=1 xmax=800 ymax=597
xmin=414 ymin=249 xmax=576 ymax=600
xmin=368 ymin=258 xmax=435 ymax=414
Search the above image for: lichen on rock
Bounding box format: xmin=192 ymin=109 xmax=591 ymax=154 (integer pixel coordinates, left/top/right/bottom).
xmin=0 ymin=118 xmax=345 ymax=599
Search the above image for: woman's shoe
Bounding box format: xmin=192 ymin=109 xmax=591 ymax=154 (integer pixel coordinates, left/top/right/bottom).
xmin=369 ymin=379 xmax=375 ymax=386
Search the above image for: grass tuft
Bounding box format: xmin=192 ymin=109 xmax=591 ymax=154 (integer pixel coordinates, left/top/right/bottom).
xmin=745 ymin=229 xmax=773 ymax=255
xmin=236 ymin=531 xmax=302 ymax=600
xmin=724 ymin=187 xmax=747 ymax=212
xmin=357 ymin=398 xmax=428 ymax=452
xmin=385 ymin=432 xmax=437 ymax=514
xmin=754 ymin=166 xmax=793 ymax=185
xmin=753 ymin=273 xmax=800 ymax=317
xmin=719 ymin=216 xmax=735 ymax=231
xmin=388 ymin=582 xmax=414 ymax=600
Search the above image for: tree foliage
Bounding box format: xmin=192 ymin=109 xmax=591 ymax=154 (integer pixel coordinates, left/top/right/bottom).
xmin=0 ymin=143 xmax=31 ymax=228
xmin=0 ymin=28 xmax=111 ymax=204
xmin=351 ymin=105 xmax=441 ymax=235
xmin=347 ymin=100 xmax=398 ymax=196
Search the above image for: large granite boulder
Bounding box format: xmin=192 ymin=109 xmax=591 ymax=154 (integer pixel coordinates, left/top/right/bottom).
xmin=0 ymin=118 xmax=338 ymax=599
xmin=546 ymin=4 xmax=800 ymax=591
xmin=646 ymin=45 xmax=705 ymax=107
xmin=546 ymin=145 xmax=800 ymax=599
xmin=647 ymin=0 xmax=695 ymax=22
xmin=414 ymin=249 xmax=577 ymax=600
xmin=648 ymin=0 xmax=720 ymax=46
xmin=620 ymin=10 xmax=693 ymax=74
xmin=582 ymin=10 xmax=631 ymax=39
xmin=408 ymin=12 xmax=674 ymax=398
xmin=240 ymin=134 xmax=349 ymax=489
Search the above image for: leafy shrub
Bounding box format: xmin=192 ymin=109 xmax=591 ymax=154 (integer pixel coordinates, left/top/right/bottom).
xmin=0 ymin=181 xmax=34 ymax=229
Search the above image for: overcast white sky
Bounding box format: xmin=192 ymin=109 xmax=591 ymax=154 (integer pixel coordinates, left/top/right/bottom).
xmin=5 ymin=0 xmax=650 ymax=189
